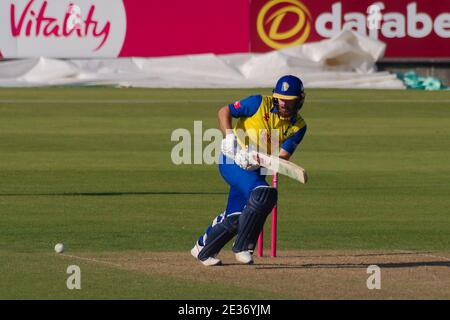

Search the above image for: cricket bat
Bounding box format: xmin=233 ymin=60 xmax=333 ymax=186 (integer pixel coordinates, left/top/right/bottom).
xmin=248 ymin=151 xmax=308 ymax=184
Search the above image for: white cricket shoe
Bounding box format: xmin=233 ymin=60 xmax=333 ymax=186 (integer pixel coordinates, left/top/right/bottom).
xmin=191 ymin=243 xmax=222 ymax=266
xmin=200 ymin=257 xmax=222 ymax=266
xmin=190 ymin=243 xmax=202 ymax=259
xmin=235 ymin=251 xmax=254 ymax=264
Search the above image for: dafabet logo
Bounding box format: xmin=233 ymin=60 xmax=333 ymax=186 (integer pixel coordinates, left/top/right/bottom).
xmin=257 ymin=0 xmax=313 ymax=49
xmin=255 ymin=0 xmax=450 ymax=50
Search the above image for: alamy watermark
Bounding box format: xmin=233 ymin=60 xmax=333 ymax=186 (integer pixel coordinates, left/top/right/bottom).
xmin=170 ymin=121 xmax=281 ymax=174
xmin=367 ymin=2 xmax=384 ymax=31
xmin=66 ymin=3 xmax=82 ymax=32
xmin=66 ymin=265 xmax=81 ymax=290
xmin=366 ymin=265 xmax=381 ymax=290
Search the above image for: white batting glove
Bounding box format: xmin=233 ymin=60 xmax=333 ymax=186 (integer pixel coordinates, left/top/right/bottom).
xmin=221 ymin=133 xmax=237 ymax=158
xmin=235 ymin=147 xmax=260 ymax=171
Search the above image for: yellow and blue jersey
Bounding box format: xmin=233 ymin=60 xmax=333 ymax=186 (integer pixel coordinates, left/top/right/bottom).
xmin=228 ymin=95 xmax=307 ymax=155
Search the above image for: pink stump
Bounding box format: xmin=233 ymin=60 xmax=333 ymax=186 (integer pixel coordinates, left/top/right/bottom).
xmin=271 ymin=173 xmax=278 ymax=257
xmin=257 ymin=172 xmax=278 ymax=257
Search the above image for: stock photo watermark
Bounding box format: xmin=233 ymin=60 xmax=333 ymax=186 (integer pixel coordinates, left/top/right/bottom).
xmin=367 ymin=2 xmax=384 ymax=31
xmin=170 ymin=121 xmax=281 ymax=174
xmin=66 ymin=265 xmax=81 ymax=290
xmin=66 ymin=3 xmax=82 ymax=32
xmin=366 ymin=265 xmax=381 ymax=290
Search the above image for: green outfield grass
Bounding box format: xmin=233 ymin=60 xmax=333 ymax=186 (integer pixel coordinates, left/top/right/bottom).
xmin=0 ymin=88 xmax=449 ymax=299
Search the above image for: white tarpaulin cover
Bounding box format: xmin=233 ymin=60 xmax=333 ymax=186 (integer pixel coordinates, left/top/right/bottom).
xmin=0 ymin=31 xmax=405 ymax=89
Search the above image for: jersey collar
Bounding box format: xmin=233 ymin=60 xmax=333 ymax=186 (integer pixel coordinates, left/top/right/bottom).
xmin=270 ymin=106 xmax=298 ymax=124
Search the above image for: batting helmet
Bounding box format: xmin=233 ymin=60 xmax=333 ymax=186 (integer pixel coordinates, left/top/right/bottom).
xmin=272 ymin=75 xmax=306 ymax=111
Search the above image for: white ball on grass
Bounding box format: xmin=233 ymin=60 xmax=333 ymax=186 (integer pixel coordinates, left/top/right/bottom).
xmin=54 ymin=243 xmax=64 ymax=254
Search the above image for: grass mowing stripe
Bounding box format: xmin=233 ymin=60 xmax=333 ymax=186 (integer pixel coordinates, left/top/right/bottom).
xmin=1 ymin=99 xmax=450 ymax=104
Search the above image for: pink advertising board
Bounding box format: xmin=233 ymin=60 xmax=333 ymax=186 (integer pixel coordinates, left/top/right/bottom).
xmin=251 ymin=0 xmax=450 ymax=58
xmin=0 ymin=0 xmax=249 ymax=58
xmin=0 ymin=0 xmax=448 ymax=58
xmin=119 ymin=0 xmax=250 ymax=57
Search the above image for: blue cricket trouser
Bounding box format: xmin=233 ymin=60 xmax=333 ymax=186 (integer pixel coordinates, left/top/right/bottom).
xmin=197 ymin=153 xmax=268 ymax=246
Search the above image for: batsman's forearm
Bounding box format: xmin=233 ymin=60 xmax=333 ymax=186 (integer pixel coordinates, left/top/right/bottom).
xmin=218 ymin=106 xmax=233 ymax=135
xmin=279 ymin=149 xmax=291 ymax=160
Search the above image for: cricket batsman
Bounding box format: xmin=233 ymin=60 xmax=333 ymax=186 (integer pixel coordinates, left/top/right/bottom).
xmin=191 ymin=75 xmax=307 ymax=266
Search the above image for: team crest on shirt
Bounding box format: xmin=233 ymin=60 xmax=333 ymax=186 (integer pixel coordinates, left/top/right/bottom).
xmin=282 ymin=82 xmax=289 ymax=91
xmin=233 ymin=101 xmax=241 ymax=109
xmin=284 ymin=125 xmax=294 ymax=137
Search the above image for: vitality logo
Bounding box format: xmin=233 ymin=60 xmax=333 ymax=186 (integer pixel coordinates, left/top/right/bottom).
xmin=0 ymin=0 xmax=127 ymax=58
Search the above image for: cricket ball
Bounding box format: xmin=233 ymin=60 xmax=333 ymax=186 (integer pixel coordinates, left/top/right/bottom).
xmin=54 ymin=243 xmax=64 ymax=254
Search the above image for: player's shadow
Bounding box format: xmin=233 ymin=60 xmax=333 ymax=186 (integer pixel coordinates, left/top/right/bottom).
xmin=0 ymin=192 xmax=227 ymax=196
xmin=285 ymin=251 xmax=434 ymax=259
xmin=255 ymin=261 xmax=450 ymax=270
